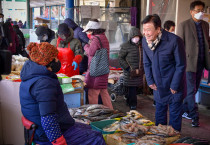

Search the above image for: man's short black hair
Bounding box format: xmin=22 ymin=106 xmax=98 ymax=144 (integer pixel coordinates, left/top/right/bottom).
xmin=190 ymin=1 xmax=205 ymax=10
xmin=163 ymin=20 xmax=175 ymax=31
xmin=141 ymin=14 xmax=161 ymax=29
xmin=0 ymin=13 xmax=4 ymax=17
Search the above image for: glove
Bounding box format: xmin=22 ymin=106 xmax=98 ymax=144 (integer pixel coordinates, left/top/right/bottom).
xmin=51 ymin=135 xmax=67 ymax=145
xmin=72 ymin=61 xmax=78 ymax=70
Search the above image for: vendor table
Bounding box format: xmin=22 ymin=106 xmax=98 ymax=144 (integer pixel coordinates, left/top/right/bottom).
xmin=0 ymin=80 xmax=24 ymax=145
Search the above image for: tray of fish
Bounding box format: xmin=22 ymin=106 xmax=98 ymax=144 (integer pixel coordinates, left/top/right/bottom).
xmin=135 ymin=135 xmax=166 ymax=145
xmin=149 ymin=124 xmax=180 ymax=137
xmin=91 ymin=119 xmax=119 ymax=134
xmin=68 ymin=104 xmax=126 ymax=124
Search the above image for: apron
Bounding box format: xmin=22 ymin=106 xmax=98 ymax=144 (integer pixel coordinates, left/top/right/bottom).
xmin=56 ymin=38 xmax=80 ymax=77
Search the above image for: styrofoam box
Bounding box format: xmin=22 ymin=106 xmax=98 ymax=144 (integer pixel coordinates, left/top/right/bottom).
xmin=64 ymin=93 xmax=83 ymax=108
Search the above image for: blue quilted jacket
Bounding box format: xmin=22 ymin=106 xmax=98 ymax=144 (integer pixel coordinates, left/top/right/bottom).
xmin=20 ymin=60 xmax=75 ymax=142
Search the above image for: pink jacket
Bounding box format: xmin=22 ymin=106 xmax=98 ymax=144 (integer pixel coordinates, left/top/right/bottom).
xmin=84 ymin=33 xmax=109 ymax=89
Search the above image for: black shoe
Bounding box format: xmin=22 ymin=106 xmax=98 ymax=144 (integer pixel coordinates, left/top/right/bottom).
xmin=130 ymin=106 xmax=136 ymax=110
xmin=192 ymin=117 xmax=200 ymax=127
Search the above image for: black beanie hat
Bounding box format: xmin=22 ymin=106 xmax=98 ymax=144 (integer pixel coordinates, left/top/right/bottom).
xmin=58 ymin=23 xmax=70 ymax=35
xmin=35 ymin=26 xmax=48 ymax=40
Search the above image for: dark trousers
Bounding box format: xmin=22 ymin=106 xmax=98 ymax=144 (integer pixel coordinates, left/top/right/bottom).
xmin=155 ymin=101 xmax=183 ymax=131
xmin=127 ymin=86 xmax=137 ymax=107
xmin=183 ymin=65 xmax=204 ymax=119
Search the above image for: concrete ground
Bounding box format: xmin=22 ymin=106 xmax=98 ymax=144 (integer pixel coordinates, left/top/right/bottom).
xmin=112 ymin=94 xmax=210 ymax=142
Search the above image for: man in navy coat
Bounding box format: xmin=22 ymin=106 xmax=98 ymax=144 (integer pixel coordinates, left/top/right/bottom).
xmin=142 ymin=14 xmax=186 ymax=131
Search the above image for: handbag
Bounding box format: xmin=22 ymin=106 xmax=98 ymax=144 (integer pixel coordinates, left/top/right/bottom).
xmin=90 ymin=36 xmax=110 ymax=77
xmin=126 ymin=46 xmax=143 ymax=77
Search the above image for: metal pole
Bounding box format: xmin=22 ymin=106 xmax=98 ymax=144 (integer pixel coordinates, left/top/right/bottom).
xmin=27 ymin=0 xmax=30 ymax=28
xmin=0 ymin=0 xmax=2 ymax=13
xmin=65 ymin=0 xmax=74 ymax=19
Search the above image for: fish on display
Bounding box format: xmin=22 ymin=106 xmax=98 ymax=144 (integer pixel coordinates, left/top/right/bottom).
xmin=86 ymin=104 xmax=110 ymax=112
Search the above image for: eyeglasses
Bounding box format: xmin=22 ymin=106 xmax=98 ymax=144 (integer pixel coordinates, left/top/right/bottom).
xmin=193 ymin=9 xmax=204 ymax=13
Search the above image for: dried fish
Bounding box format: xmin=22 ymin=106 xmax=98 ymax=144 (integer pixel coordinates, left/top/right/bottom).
xmin=136 ymin=135 xmax=166 ymax=145
xmin=149 ymin=124 xmax=179 ymax=137
xmin=86 ymin=104 xmax=109 ymax=112
xmin=103 ymin=121 xmax=120 ymax=132
xmin=108 ymin=113 xmax=125 ymax=119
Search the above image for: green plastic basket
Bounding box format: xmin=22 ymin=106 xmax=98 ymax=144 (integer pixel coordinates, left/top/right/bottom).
xmin=90 ymin=119 xmax=117 ymax=134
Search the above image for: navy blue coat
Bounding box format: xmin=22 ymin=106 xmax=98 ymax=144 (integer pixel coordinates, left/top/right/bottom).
xmin=20 ymin=60 xmax=75 ymax=142
xmin=64 ymin=18 xmax=89 ymax=74
xmin=142 ymin=30 xmax=186 ymax=104
xmin=64 ymin=18 xmax=89 ymax=45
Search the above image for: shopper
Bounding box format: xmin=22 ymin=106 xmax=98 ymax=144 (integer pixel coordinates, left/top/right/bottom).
xmin=118 ymin=27 xmax=143 ymax=110
xmin=177 ymin=1 xmax=210 ymax=127
xmin=35 ymin=26 xmax=55 ymax=43
xmin=0 ymin=13 xmax=12 ymax=50
xmin=5 ymin=21 xmax=19 ymax=54
xmin=163 ymin=20 xmax=175 ymax=33
xmin=142 ymin=14 xmax=186 ymax=131
xmin=19 ymin=42 xmax=106 ymax=145
xmin=13 ymin=25 xmax=28 ymax=57
xmin=17 ymin=20 xmax=23 ymax=28
xmin=51 ymin=23 xmax=83 ymax=77
xmin=64 ymin=18 xmax=89 ymax=75
xmin=83 ymin=19 xmax=113 ymax=109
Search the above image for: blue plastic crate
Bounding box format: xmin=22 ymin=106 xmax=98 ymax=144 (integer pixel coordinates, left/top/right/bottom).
xmin=64 ymin=92 xmax=85 ymax=108
xmin=198 ymin=81 xmax=210 ymax=106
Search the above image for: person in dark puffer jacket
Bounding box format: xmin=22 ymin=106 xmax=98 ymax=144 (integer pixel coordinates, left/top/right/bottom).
xmin=20 ymin=42 xmax=106 ymax=145
xmin=64 ymin=18 xmax=89 ymax=75
xmin=119 ymin=27 xmax=144 ymax=110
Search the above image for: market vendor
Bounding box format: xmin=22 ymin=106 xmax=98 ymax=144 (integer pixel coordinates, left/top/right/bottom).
xmin=35 ymin=25 xmax=55 ymax=43
xmin=19 ymin=42 xmax=106 ymax=145
xmin=51 ymin=23 xmax=83 ymax=77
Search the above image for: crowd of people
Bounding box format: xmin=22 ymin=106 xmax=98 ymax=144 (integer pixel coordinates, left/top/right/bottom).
xmin=0 ymin=13 xmax=26 ymax=56
xmin=0 ymin=0 xmax=209 ymax=144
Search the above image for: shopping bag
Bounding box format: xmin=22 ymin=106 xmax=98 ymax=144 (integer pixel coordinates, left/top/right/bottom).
xmin=90 ymin=36 xmax=109 ymax=77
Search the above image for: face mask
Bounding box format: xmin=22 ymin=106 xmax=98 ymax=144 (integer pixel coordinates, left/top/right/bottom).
xmin=0 ymin=18 xmax=3 ymax=23
xmin=87 ymin=33 xmax=91 ymax=39
xmin=47 ymin=59 xmax=61 ymax=73
xmin=59 ymin=34 xmax=67 ymax=41
xmin=194 ymin=12 xmax=204 ymax=20
xmin=42 ymin=35 xmax=48 ymax=41
xmin=131 ymin=37 xmax=140 ymax=44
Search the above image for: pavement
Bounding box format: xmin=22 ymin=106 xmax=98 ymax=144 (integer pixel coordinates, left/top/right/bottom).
xmin=112 ymin=94 xmax=210 ymax=142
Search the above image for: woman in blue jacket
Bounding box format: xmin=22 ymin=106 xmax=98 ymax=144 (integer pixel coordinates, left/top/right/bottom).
xmin=19 ymin=42 xmax=105 ymax=145
xmin=142 ymin=14 xmax=186 ymax=131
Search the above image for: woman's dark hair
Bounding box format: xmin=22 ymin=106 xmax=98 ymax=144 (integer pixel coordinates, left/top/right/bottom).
xmin=141 ymin=14 xmax=161 ymax=29
xmin=88 ymin=29 xmax=106 ymax=35
xmin=190 ymin=1 xmax=205 ymax=10
xmin=163 ymin=20 xmax=175 ymax=31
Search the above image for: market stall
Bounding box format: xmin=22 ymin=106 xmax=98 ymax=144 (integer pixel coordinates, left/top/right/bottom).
xmin=68 ymin=105 xmax=181 ymax=145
